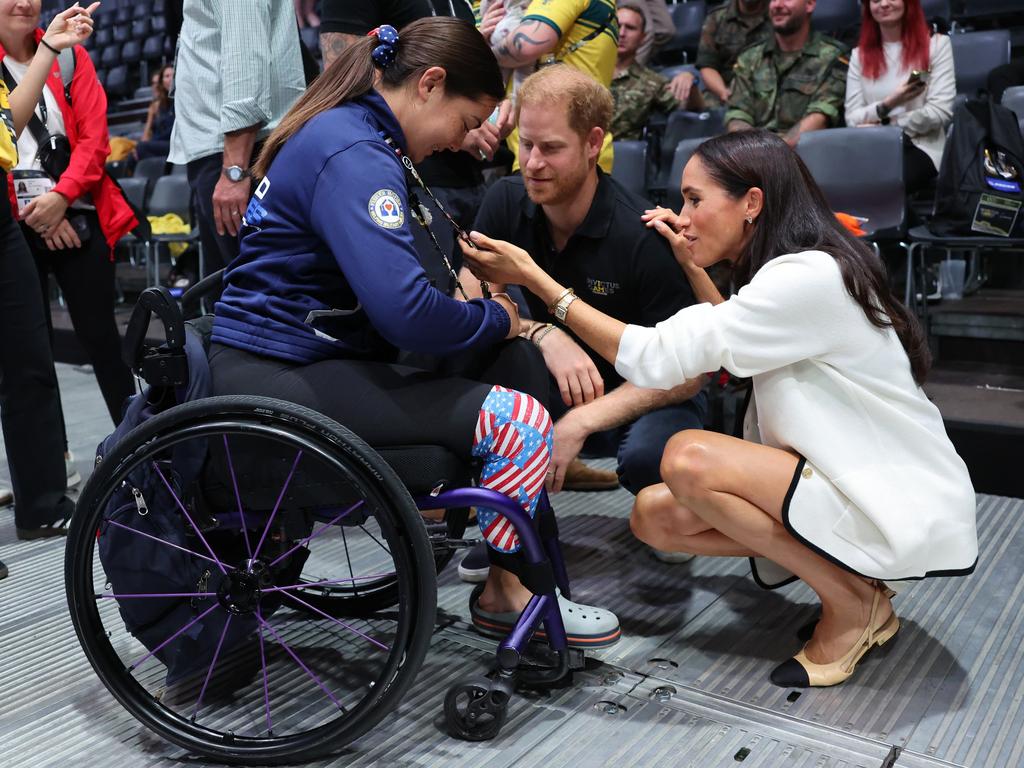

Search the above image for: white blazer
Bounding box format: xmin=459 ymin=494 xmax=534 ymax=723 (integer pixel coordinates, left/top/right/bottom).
xmin=615 ymin=250 xmax=977 ymax=580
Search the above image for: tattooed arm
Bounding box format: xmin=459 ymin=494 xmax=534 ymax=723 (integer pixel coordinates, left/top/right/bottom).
xmin=320 ymin=32 xmax=362 ymax=70
xmin=493 ymin=20 xmax=559 ymax=68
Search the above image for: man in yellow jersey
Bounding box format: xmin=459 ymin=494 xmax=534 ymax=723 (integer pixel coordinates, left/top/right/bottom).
xmin=488 ymin=0 xmax=618 ymax=172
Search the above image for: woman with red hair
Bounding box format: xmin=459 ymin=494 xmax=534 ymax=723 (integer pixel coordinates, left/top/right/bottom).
xmin=844 ymin=0 xmax=954 ymax=192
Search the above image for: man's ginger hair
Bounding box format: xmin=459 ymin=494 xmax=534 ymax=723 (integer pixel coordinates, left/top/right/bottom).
xmin=515 ymin=64 xmax=613 ymax=138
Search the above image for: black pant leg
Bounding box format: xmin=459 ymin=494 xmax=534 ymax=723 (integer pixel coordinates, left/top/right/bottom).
xmin=187 ymin=152 xmax=241 ymax=292
xmin=904 ymin=141 xmax=938 ymax=195
xmin=987 ymin=61 xmax=1024 ymax=103
xmin=47 ymin=213 xmax=135 ymax=424
xmin=0 ymin=216 xmax=69 ymax=528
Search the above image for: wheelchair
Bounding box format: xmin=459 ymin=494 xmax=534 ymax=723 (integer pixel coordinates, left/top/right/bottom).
xmin=65 ymin=279 xmax=581 ymax=765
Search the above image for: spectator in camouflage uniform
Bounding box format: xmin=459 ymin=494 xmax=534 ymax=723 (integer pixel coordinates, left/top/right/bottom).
xmin=725 ymin=0 xmax=848 ymax=146
xmin=693 ymin=0 xmax=771 ymax=107
xmin=611 ymin=3 xmax=704 ymax=141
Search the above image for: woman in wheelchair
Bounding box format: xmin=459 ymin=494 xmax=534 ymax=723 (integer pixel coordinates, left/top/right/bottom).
xmin=461 ymin=129 xmax=978 ymax=690
xmin=209 ymin=17 xmax=619 ymax=647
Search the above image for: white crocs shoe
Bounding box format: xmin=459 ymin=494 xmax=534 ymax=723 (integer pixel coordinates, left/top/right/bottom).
xmin=470 ymin=588 xmax=621 ymax=649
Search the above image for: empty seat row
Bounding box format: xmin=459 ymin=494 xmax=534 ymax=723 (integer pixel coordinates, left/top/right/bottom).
xmin=86 ymin=16 xmax=167 ymax=49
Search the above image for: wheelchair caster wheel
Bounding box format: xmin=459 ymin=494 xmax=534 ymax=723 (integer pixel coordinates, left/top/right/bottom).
xmin=444 ymin=676 xmax=511 ymax=741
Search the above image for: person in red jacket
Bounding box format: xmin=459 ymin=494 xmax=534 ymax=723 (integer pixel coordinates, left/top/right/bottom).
xmin=0 ymin=0 xmax=136 ymax=459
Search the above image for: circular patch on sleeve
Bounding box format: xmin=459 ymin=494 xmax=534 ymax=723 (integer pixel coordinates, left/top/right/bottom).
xmin=368 ymin=189 xmax=405 ymax=229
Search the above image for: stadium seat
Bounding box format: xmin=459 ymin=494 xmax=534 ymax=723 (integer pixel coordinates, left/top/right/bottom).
xmin=796 ymin=125 xmax=906 ymax=241
xmin=810 ymin=0 xmax=861 ymax=37
xmin=152 ymin=15 xmax=167 ymax=34
xmin=950 ymin=30 xmax=1011 ymax=96
xmin=113 ymin=23 xmax=130 ymax=44
xmin=147 ymin=175 xmax=201 ymax=287
xmin=133 ymin=0 xmax=152 ymax=20
xmin=163 ymin=35 xmax=175 ymax=59
xmin=132 ymin=19 xmax=151 ymax=40
xmin=100 ymin=44 xmax=120 ymax=68
xmin=118 ymin=176 xmax=149 ymax=211
xmin=920 ymin=0 xmax=952 ymax=29
xmin=611 ymin=140 xmax=649 ymax=198
xmin=659 ymin=1 xmax=706 ymax=64
xmin=94 ymin=27 xmax=113 ymax=48
xmin=664 ymin=137 xmax=709 ymax=213
xmin=104 ymin=64 xmax=130 ymax=99
xmin=134 ymin=156 xmax=169 ymax=191
xmin=153 ymin=0 xmax=166 ymax=13
xmin=658 ymin=109 xmax=724 ymax=184
xmin=114 ymin=6 xmax=131 ymax=25
xmin=142 ymin=34 xmax=166 ymax=64
xmin=657 ymin=64 xmax=701 ymax=84
xmin=121 ymin=39 xmax=143 ymax=64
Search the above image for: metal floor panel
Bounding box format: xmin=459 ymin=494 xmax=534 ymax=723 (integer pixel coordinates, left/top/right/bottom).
xmin=1 ymin=365 xmax=1022 ymax=766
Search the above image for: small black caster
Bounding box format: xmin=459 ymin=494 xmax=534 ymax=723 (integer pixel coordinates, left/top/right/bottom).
xmin=444 ymin=676 xmax=512 ymax=741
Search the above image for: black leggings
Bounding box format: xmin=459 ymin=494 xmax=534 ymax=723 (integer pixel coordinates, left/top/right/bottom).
xmin=0 ymin=175 xmax=73 ymax=527
xmin=25 ymin=211 xmax=135 ymax=429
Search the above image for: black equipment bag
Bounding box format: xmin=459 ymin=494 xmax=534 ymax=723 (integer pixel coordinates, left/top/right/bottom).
xmin=931 ymin=98 xmax=1024 ymax=238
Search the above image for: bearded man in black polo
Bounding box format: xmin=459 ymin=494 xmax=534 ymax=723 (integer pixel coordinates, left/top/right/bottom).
xmin=454 ymin=66 xmax=707 ymax=580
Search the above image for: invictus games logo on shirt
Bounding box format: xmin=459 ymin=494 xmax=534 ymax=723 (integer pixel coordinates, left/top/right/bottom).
xmin=586 ymin=278 xmax=620 ymax=296
xmin=368 ymin=189 xmax=404 ymax=229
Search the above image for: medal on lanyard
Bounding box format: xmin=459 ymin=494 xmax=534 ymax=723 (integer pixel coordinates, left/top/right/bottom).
xmin=382 ymin=133 xmax=492 ymax=300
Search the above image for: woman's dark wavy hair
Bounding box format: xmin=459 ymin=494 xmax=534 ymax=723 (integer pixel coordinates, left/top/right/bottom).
xmin=693 ymin=130 xmax=931 ymax=384
xmin=254 ymin=17 xmax=505 ymax=178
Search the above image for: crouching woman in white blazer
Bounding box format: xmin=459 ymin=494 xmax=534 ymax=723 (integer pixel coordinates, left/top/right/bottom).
xmin=459 ymin=128 xmax=977 ymax=689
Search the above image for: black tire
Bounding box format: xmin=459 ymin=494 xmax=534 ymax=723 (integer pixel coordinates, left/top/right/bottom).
xmin=66 ymin=395 xmax=437 ymax=764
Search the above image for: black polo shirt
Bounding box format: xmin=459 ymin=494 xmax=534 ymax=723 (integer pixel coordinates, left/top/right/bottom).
xmin=472 ymin=171 xmax=697 ymax=388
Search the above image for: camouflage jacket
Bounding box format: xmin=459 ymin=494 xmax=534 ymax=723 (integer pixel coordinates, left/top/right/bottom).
xmin=610 ymin=63 xmax=680 ymax=141
xmin=724 ymin=31 xmax=849 ymax=135
xmin=694 ymin=0 xmax=771 ymax=88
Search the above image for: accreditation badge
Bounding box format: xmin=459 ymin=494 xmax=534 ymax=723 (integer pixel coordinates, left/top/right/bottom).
xmin=368 ymin=189 xmax=404 ymax=229
xmin=11 ymin=169 xmax=55 ymax=217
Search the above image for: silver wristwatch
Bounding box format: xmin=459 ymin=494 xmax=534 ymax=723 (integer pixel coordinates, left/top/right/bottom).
xmin=222 ymin=165 xmax=252 ymax=183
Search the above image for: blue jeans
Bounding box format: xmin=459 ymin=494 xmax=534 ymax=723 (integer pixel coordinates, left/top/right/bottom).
xmin=551 ymin=381 xmax=708 ymax=496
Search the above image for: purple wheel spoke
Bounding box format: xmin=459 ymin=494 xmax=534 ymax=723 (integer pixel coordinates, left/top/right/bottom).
xmin=278 ymin=590 xmax=389 ymax=651
xmin=105 ymin=519 xmax=223 ymax=569
xmin=252 ymin=450 xmax=303 ymax=561
xmin=222 ymin=435 xmax=253 ymax=559
xmin=129 ymin=603 xmax=220 ymax=671
xmin=267 ymin=500 xmax=365 ymax=568
xmin=257 ymin=614 xmax=347 ymax=713
xmin=152 ymin=461 xmax=228 ymax=575
xmin=100 ymin=592 xmax=218 ymax=599
xmin=192 ymin=614 xmax=233 ymax=722
xmin=256 ymin=610 xmax=273 ymax=736
xmin=261 ymin=573 xmax=397 ymax=593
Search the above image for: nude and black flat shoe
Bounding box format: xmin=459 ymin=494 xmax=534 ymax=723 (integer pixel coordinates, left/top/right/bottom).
xmin=771 ymin=586 xmax=900 ymax=688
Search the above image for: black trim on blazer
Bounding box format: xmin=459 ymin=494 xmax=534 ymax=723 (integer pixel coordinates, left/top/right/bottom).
xmin=776 ymin=456 xmax=978 ymax=583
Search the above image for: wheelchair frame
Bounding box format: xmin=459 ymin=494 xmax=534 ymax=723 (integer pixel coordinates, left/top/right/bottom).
xmin=65 ymin=282 xmax=583 ymax=763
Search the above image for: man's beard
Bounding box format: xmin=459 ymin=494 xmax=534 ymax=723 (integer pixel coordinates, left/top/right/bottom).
xmin=525 ymin=161 xmax=591 ymax=207
xmin=772 ymin=13 xmax=805 ymax=37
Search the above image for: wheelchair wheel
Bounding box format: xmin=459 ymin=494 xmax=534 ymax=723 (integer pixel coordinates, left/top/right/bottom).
xmin=66 ymin=396 xmax=437 ymax=764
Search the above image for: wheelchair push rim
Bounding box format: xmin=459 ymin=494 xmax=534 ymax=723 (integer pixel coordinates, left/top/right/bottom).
xmin=65 ymin=396 xmax=437 ymax=764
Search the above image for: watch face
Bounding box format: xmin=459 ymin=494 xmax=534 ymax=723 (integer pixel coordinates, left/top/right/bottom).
xmin=225 ymin=166 xmax=243 ymax=182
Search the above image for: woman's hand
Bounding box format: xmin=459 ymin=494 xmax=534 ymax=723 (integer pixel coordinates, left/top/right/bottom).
xmin=43 ymin=217 xmax=82 ymax=250
xmin=489 ymin=291 xmax=521 ymax=339
xmin=479 ymin=0 xmax=507 ymax=42
xmin=459 ymin=231 xmax=543 ymax=290
xmin=23 ymin=191 xmax=70 ymax=235
xmin=883 ymin=78 xmax=927 ymax=111
xmin=642 ymin=207 xmax=695 ymax=269
xmin=43 ymin=2 xmax=101 ymax=51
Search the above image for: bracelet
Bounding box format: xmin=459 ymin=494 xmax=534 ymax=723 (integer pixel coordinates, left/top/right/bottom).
xmin=525 ymin=321 xmax=551 ymax=342
xmin=547 ymin=287 xmax=573 ymax=314
xmin=39 ymin=38 xmax=60 ymax=55
xmin=532 ymin=324 xmax=558 ymax=346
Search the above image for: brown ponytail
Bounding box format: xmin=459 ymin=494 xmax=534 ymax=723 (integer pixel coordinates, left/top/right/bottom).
xmin=254 ymin=17 xmax=504 ymax=179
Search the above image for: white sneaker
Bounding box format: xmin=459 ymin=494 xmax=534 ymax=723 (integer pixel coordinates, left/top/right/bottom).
xmin=66 ymin=452 xmax=82 ymax=490
xmin=651 ymin=547 xmax=695 ymax=564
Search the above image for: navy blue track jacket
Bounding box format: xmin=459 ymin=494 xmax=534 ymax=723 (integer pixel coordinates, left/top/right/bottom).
xmin=212 ymin=90 xmax=510 ymax=363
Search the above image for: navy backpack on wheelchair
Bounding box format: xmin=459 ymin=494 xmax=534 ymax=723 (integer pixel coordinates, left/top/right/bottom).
xmin=65 ymin=277 xmax=581 ymax=764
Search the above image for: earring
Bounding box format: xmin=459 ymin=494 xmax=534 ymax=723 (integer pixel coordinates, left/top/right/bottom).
xmin=745 ymin=215 xmax=753 ymax=224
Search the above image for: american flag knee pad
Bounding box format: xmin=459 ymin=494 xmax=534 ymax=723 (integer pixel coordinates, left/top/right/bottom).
xmin=471 ymin=386 xmax=553 ymax=553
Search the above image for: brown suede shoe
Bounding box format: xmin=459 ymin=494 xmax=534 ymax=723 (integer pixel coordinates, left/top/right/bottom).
xmin=562 ymin=458 xmax=620 ymax=492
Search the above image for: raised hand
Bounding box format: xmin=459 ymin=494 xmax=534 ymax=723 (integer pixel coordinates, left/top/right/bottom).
xmin=43 ymin=2 xmax=101 ymax=51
